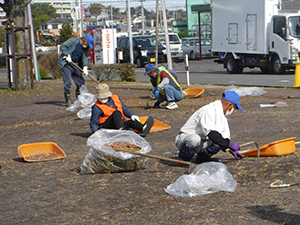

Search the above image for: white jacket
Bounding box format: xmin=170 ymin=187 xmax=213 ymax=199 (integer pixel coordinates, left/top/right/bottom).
xmin=180 ymin=100 xmax=230 ymax=140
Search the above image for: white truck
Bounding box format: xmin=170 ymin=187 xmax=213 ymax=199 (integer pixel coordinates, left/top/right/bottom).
xmin=211 ymin=0 xmax=300 ymax=74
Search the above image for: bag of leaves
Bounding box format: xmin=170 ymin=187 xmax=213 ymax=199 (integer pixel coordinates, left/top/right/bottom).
xmin=80 ymin=129 xmax=151 ymax=174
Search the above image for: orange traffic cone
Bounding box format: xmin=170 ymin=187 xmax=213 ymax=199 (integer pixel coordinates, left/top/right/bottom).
xmin=294 ymin=58 xmax=300 ymax=87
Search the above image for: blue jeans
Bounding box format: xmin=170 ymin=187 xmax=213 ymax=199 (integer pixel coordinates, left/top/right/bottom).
xmin=157 ymin=84 xmax=184 ymax=103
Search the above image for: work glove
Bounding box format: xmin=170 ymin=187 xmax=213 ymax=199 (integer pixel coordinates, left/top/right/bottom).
xmin=64 ymin=54 xmax=72 ymax=63
xmin=83 ymin=66 xmax=88 ymax=76
xmin=131 ymin=115 xmax=140 ymax=122
xmin=229 ymin=149 xmax=244 ymax=159
xmin=153 ymin=87 xmax=160 ymax=98
xmin=229 ymin=142 xmax=241 ymax=151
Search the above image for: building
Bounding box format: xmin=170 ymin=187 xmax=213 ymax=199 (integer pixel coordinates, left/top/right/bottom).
xmin=40 ymin=18 xmax=73 ymax=36
xmin=32 ymin=0 xmax=73 ymax=18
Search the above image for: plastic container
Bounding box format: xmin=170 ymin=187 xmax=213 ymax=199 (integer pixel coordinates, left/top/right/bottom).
xmin=242 ymin=137 xmax=296 ymax=157
xmin=134 ymin=117 xmax=170 ymax=133
xmin=18 ymin=142 xmax=66 ymax=162
xmin=183 ymin=88 xmax=204 ymax=98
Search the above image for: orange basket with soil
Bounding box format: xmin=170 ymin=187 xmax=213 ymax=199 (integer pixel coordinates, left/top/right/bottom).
xmin=18 ymin=142 xmax=66 ymax=162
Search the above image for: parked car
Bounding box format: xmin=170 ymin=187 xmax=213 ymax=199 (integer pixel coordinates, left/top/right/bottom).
xmin=116 ymin=35 xmax=167 ymax=67
xmin=35 ymin=44 xmax=49 ymax=52
xmin=181 ymin=37 xmax=213 ymax=59
xmin=157 ymin=33 xmax=183 ymax=61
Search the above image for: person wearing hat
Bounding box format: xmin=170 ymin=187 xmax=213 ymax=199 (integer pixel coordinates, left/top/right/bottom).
xmin=175 ymin=91 xmax=244 ymax=163
xmin=90 ymin=83 xmax=154 ymax=135
xmin=144 ymin=63 xmax=185 ymax=110
xmin=58 ymin=34 xmax=95 ymax=106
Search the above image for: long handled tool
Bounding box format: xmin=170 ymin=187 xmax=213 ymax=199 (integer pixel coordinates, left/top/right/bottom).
xmin=70 ymin=61 xmax=100 ymax=85
xmin=270 ymin=180 xmax=300 ymax=188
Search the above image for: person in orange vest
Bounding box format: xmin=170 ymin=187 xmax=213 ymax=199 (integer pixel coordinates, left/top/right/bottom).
xmin=90 ymin=83 xmax=154 ymax=135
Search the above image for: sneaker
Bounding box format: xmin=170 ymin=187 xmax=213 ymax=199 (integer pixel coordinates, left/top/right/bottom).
xmin=159 ymin=102 xmax=168 ymax=108
xmin=142 ymin=116 xmax=154 ymax=135
xmin=166 ymin=102 xmax=178 ymax=110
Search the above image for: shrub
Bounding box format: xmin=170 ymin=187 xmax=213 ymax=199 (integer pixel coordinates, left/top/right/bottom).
xmin=38 ymin=52 xmax=62 ymax=79
xmin=89 ymin=63 xmax=136 ymax=82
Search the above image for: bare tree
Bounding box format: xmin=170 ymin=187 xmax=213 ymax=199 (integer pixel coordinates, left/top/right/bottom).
xmin=0 ymin=0 xmax=32 ymax=90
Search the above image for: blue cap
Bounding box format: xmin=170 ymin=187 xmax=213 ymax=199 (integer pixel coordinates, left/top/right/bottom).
xmin=222 ymin=91 xmax=243 ymax=111
xmin=144 ymin=63 xmax=156 ymax=76
xmin=85 ymin=34 xmax=94 ymax=49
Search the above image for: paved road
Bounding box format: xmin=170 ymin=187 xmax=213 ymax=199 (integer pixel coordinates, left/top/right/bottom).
xmin=1 ymin=58 xmax=297 ymax=88
xmin=135 ymin=58 xmax=296 ymax=88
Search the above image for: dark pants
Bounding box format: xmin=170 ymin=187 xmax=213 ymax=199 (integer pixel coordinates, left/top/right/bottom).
xmin=101 ymin=110 xmax=144 ymax=131
xmin=179 ymin=143 xmax=222 ymax=161
xmin=62 ymin=63 xmax=85 ymax=94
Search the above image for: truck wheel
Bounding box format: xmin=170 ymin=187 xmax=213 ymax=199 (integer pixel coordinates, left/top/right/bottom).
xmin=189 ymin=51 xmax=195 ymax=60
xmin=260 ymin=67 xmax=271 ymax=74
xmin=136 ymin=57 xmax=144 ymax=68
xmin=226 ymin=55 xmax=240 ymax=74
xmin=272 ymin=56 xmax=285 ymax=74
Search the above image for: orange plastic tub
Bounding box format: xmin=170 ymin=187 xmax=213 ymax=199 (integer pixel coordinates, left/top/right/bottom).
xmin=242 ymin=137 xmax=296 ymax=157
xmin=134 ymin=117 xmax=171 ymax=133
xmin=18 ymin=142 xmax=66 ymax=162
xmin=183 ymin=88 xmax=205 ymax=98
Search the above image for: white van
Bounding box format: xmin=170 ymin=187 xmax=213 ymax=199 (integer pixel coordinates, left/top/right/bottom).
xmin=158 ymin=33 xmax=183 ymax=61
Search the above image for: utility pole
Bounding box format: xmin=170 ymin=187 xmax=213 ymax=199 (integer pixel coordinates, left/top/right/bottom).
xmin=161 ymin=0 xmax=172 ymax=69
xmin=80 ymin=0 xmax=83 ymax=37
xmin=127 ymin=0 xmax=133 ymax=64
xmin=155 ymin=0 xmax=159 ymax=66
xmin=75 ymin=0 xmax=78 ymax=36
xmin=140 ymin=0 xmax=145 ymax=35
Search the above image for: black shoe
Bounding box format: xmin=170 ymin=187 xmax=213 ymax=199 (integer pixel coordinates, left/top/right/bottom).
xmin=191 ymin=155 xmax=218 ymax=164
xmin=143 ymin=116 xmax=154 ymax=135
xmin=64 ymin=93 xmax=72 ymax=107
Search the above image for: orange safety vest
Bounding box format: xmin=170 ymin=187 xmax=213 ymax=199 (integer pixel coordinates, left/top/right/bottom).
xmin=94 ymin=94 xmax=126 ymax=124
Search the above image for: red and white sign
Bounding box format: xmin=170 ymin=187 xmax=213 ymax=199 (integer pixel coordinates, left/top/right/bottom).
xmin=102 ymin=28 xmax=116 ymax=64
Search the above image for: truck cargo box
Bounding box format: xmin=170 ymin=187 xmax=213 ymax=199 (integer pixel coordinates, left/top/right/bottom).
xmin=211 ymin=0 xmax=279 ymax=55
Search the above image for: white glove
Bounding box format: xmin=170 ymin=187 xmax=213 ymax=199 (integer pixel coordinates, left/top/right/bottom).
xmin=83 ymin=66 xmax=88 ymax=76
xmin=131 ymin=115 xmax=140 ymax=122
xmin=65 ymin=54 xmax=72 ymax=63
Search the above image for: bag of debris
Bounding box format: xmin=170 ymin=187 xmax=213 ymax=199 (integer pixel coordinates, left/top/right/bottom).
xmin=225 ymin=84 xmax=267 ymax=96
xmin=80 ymin=129 xmax=152 ymax=174
xmin=164 ymin=162 xmax=236 ymax=197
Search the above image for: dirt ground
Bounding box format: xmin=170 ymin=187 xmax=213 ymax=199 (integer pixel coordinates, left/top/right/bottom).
xmin=0 ymin=78 xmax=300 ymax=225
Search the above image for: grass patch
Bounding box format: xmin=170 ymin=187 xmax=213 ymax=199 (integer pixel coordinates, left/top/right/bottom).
xmin=0 ymin=87 xmax=54 ymax=95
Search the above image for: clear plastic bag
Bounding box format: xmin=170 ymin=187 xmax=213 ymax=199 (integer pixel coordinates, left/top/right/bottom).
xmin=80 ymin=129 xmax=152 ymax=174
xmin=77 ymin=108 xmax=92 ymax=119
xmin=164 ymin=162 xmax=237 ymax=197
xmin=225 ymin=84 xmax=267 ymax=96
xmin=66 ymin=85 xmax=95 ymax=113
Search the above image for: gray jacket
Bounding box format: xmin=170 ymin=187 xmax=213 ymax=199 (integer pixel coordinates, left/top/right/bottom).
xmin=57 ymin=37 xmax=89 ymax=69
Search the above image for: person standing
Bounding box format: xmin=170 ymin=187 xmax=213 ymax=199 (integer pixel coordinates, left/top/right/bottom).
xmin=144 ymin=64 xmax=185 ymax=109
xmin=175 ymin=91 xmax=244 ymax=163
xmin=90 ymin=83 xmax=154 ymax=136
xmin=58 ymin=34 xmax=94 ymax=106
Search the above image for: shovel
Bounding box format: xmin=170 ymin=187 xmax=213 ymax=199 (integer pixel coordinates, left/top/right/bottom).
xmin=70 ymin=61 xmax=100 ymax=85
xmin=113 ymin=141 xmax=259 ymax=173
xmin=260 ymin=101 xmax=287 ymax=108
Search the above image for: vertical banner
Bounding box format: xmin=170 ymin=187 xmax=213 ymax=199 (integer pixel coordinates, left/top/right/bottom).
xmin=102 ymin=28 xmax=117 ymax=64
